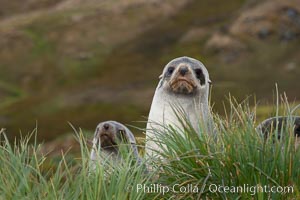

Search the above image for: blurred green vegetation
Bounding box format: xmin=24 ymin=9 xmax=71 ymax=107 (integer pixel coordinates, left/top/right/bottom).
xmin=0 ymin=0 xmax=299 ymax=142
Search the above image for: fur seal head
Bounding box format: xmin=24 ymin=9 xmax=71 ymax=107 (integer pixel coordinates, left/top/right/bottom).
xmin=90 ymin=121 xmax=140 ymax=164
xmin=256 ymin=116 xmax=300 ymax=139
xmin=158 ymin=56 xmax=211 ymax=96
xmin=256 ymin=116 xmax=300 ymax=149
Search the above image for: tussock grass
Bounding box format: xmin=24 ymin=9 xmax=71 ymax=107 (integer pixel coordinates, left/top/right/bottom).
xmin=0 ymin=97 xmax=300 ymax=199
xmin=0 ymin=128 xmax=151 ymax=200
xmin=150 ymin=97 xmax=300 ymax=199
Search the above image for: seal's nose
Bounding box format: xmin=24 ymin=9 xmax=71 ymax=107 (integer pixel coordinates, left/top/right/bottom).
xmin=179 ymin=66 xmax=188 ymax=76
xmin=103 ymin=123 xmax=110 ymax=130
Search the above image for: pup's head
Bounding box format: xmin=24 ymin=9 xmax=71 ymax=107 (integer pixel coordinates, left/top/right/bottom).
xmin=258 ymin=117 xmax=300 ymax=140
xmin=92 ymin=121 xmax=134 ymax=153
xmin=158 ymin=56 xmax=211 ymax=96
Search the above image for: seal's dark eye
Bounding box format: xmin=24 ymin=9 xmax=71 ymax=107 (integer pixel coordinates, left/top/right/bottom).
xmin=194 ymin=68 xmax=205 ymax=85
xmin=167 ymin=67 xmax=175 ymax=75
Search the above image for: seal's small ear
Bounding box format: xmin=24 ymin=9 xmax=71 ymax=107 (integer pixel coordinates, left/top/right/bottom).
xmin=208 ymin=79 xmax=212 ymax=85
xmin=159 ymin=74 xmax=163 ymax=79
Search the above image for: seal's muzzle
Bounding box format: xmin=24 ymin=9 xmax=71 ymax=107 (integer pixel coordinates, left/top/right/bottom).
xmin=169 ymin=65 xmax=197 ymax=94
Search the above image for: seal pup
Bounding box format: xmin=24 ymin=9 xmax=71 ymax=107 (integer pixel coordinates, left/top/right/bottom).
xmin=90 ymin=121 xmax=141 ymax=169
xmin=256 ymin=116 xmax=300 ymax=139
xmin=145 ymin=56 xmax=214 ymax=159
xmin=256 ymin=116 xmax=300 ymax=148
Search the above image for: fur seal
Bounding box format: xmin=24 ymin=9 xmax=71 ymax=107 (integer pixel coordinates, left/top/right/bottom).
xmin=90 ymin=121 xmax=140 ymax=167
xmin=256 ymin=116 xmax=300 ymax=148
xmin=145 ymin=56 xmax=215 ymax=158
xmin=256 ymin=116 xmax=300 ymax=138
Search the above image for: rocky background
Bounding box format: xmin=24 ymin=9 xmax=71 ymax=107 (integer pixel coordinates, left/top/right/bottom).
xmin=0 ymin=0 xmax=299 ymax=150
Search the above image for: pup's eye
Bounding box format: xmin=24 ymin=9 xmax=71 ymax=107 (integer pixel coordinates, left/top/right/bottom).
xmin=194 ymin=68 xmax=205 ymax=85
xmin=194 ymin=68 xmax=202 ymax=78
xmin=167 ymin=67 xmax=175 ymax=75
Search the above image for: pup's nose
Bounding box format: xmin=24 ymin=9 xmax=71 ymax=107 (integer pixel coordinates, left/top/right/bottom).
xmin=103 ymin=123 xmax=110 ymax=130
xmin=179 ymin=66 xmax=188 ymax=76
